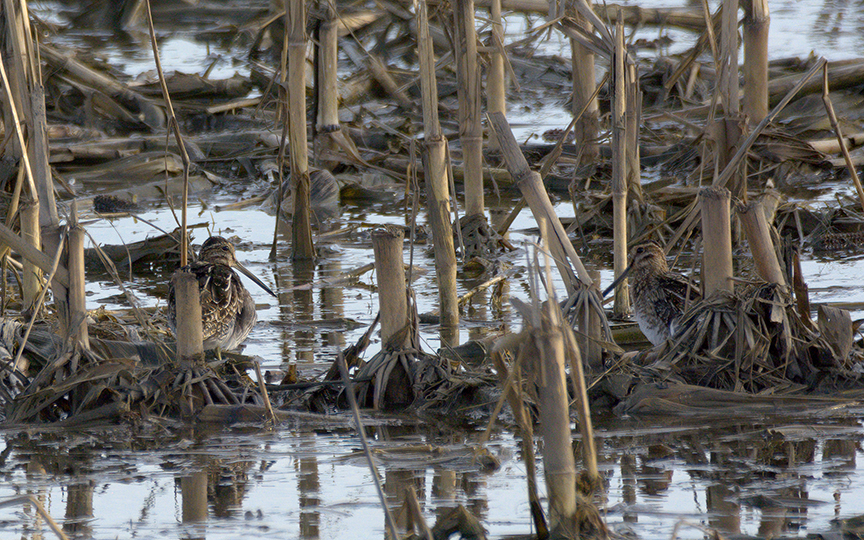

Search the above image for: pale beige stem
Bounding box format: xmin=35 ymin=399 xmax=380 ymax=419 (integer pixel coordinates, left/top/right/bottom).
xmin=285 ymin=0 xmax=314 ymax=260
xmin=172 ymin=270 xmax=204 ymax=363
xmin=372 ymin=227 xmax=408 ymax=346
xmin=486 ymin=0 xmax=506 ymax=151
xmin=719 ymin=0 xmax=740 ymax=116
xmin=738 ymin=201 xmax=786 ymax=286
xmin=567 ymin=1 xmax=600 ymax=162
xmin=699 ymin=187 xmax=734 ymax=296
xmin=20 ymin=199 xmax=42 ymax=312
xmin=453 ymin=0 xmax=484 ymax=216
xmin=742 ymin=0 xmax=769 ymax=123
xmin=67 ymin=212 xmax=89 ymax=350
xmin=416 ymin=0 xmax=459 ymax=339
xmin=536 ymin=229 xmax=576 ymax=533
xmin=611 ymin=19 xmax=629 ymax=317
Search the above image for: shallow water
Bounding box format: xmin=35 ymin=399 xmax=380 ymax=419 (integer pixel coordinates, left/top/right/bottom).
xmin=5 ymin=1 xmax=864 ymax=538
xmin=3 ymin=408 xmax=864 ymax=539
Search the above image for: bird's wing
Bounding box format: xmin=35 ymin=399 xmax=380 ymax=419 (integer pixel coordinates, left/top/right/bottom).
xmin=658 ymin=273 xmax=700 ymax=314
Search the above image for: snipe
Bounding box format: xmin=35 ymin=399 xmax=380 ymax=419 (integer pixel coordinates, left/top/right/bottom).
xmin=168 ymin=236 xmax=277 ymax=350
xmin=605 ymin=242 xmax=700 ymax=345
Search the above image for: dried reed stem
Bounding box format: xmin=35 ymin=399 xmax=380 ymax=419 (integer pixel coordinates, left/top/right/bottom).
xmin=416 ymin=0 xmax=459 ymax=337
xmin=487 ymin=111 xmax=592 ymax=293
xmin=738 ymin=201 xmax=786 ymax=286
xmin=453 ymin=0 xmax=484 ymax=217
xmin=719 ymin=0 xmax=739 ymax=116
xmin=285 ymin=0 xmax=315 ymax=260
xmin=496 ymin=73 xmax=607 ymax=237
xmin=567 ymin=0 xmax=600 ymax=161
xmin=314 ymin=3 xmax=340 ymax=169
xmin=10 ymin=227 xmax=67 ymax=380
xmin=625 ymin=62 xmax=643 ymax=202
xmin=172 ymin=270 xmax=204 ymax=363
xmin=714 ymin=58 xmax=826 ymax=189
xmin=372 ymin=227 xmax=409 ymax=346
xmin=253 ymin=358 xmax=277 ymax=425
xmin=315 ymin=5 xmax=339 ymax=130
xmin=536 ymin=223 xmax=577 ymax=532
xmin=699 ymin=187 xmax=733 ymax=295
xmin=20 ymin=200 xmax=42 ymax=312
xmin=742 ymin=0 xmax=769 ymax=123
xmin=486 ymin=0 xmax=506 ymax=150
xmin=489 ymin=337 xmax=548 ymax=536
xmin=0 ymin=220 xmax=69 ymax=286
xmin=68 ymin=206 xmax=89 ymax=349
xmin=611 ymin=19 xmax=630 ymax=317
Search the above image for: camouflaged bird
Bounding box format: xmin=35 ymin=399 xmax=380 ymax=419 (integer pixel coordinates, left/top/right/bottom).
xmin=167 ymin=236 xmax=276 ymax=350
xmin=614 ymin=242 xmax=701 ymax=346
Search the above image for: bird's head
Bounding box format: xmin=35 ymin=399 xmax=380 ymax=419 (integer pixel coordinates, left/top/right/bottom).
xmin=198 ymin=236 xmax=238 ymax=267
xmin=629 ymin=241 xmax=669 ymax=272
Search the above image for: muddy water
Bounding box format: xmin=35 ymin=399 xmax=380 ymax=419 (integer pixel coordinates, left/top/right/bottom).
xmin=3 ymin=1 xmax=864 ymax=538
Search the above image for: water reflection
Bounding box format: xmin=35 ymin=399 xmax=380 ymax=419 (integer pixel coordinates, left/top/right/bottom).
xmin=294 ymin=431 xmax=321 ymax=540
xmin=1 ymin=415 xmax=864 ymax=539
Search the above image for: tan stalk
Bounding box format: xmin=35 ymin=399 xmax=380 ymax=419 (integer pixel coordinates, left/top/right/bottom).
xmin=737 ymin=201 xmax=786 ymax=286
xmin=719 ymin=0 xmax=739 ymax=116
xmin=611 ymin=19 xmax=629 ymax=317
xmin=253 ymin=359 xmax=277 ymax=425
xmin=536 ymin=221 xmax=577 ymax=533
xmin=372 ymin=227 xmax=409 ymax=345
xmin=172 ymin=270 xmax=204 ymax=364
xmin=453 ymin=0 xmax=484 ymax=217
xmin=486 ymin=0 xmax=506 ymax=150
xmin=286 ymin=0 xmax=315 ymax=260
xmin=20 ymin=200 xmax=42 ymax=312
xmin=0 ymin=220 xmax=69 ymax=286
xmin=625 ymin=62 xmax=643 ymax=202
xmin=416 ymin=0 xmax=459 ymax=340
xmin=561 ymin=316 xmax=600 ymax=488
xmin=314 ymin=2 xmax=340 ymax=169
xmin=713 ymin=58 xmax=827 ymax=189
xmin=489 ymin=342 xmax=548 ymax=535
xmin=495 ymin=73 xmax=607 ymax=237
xmin=9 ymin=227 xmax=66 ymax=389
xmin=742 ymin=0 xmax=769 ymax=123
xmin=567 ymin=0 xmax=600 ymax=162
xmin=0 ymin=44 xmax=45 ymax=313
xmin=699 ymin=187 xmax=734 ymax=296
xmin=487 ymin=112 xmax=592 ymax=294
xmin=67 ymin=204 xmax=89 ymax=349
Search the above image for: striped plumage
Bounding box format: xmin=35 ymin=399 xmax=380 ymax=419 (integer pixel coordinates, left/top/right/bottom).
xmin=168 ymin=236 xmax=274 ymax=350
xmin=626 ymin=242 xmax=700 ymax=345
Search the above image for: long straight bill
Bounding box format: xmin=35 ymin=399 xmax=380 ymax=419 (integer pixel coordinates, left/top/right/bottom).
xmin=235 ymin=261 xmax=278 ymax=298
xmin=602 ymin=263 xmax=632 ymax=298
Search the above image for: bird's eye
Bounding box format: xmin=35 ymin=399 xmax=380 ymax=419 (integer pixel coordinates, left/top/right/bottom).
xmin=222 ymin=246 xmax=230 ymax=251
xmin=636 ymin=247 xmax=644 ymax=254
